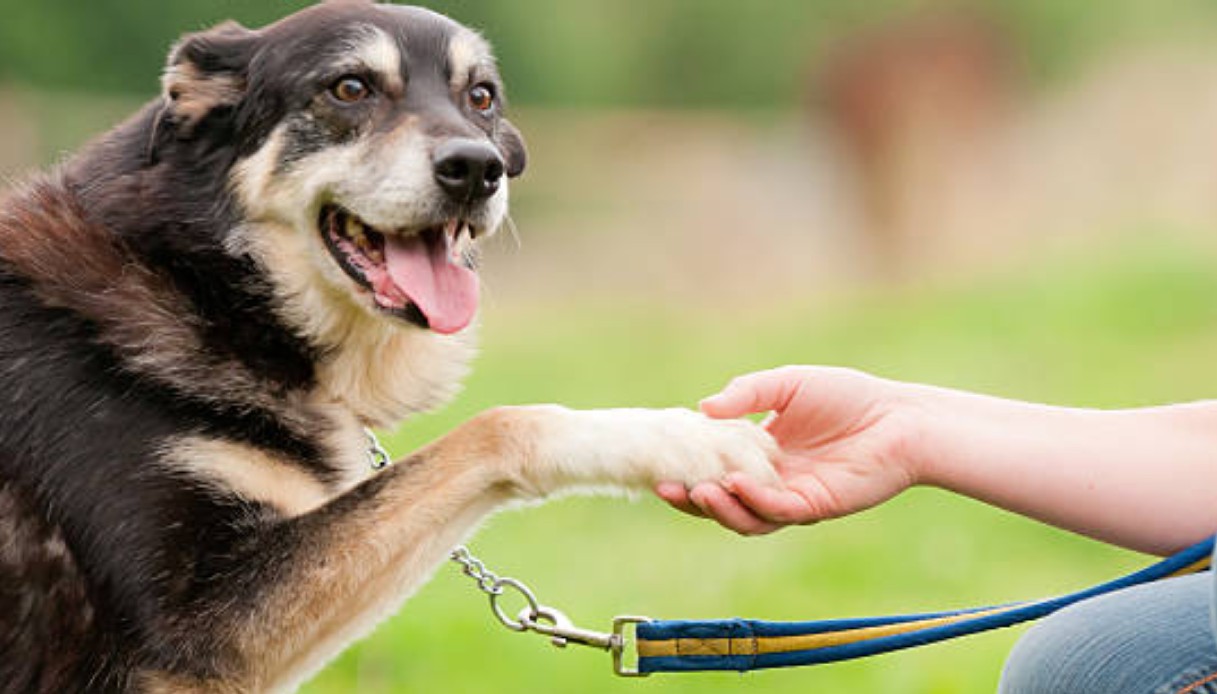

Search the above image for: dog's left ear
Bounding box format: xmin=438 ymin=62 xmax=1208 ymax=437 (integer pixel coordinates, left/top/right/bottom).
xmin=162 ymin=21 xmax=259 ymax=137
xmin=497 ymin=120 xmax=528 ymax=178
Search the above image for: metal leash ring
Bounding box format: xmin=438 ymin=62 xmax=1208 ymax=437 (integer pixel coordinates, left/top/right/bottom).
xmin=489 ymin=577 xmax=541 ymax=632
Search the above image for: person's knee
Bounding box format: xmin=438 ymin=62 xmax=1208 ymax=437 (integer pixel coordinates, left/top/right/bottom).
xmin=999 ymin=575 xmax=1217 ymax=694
xmin=999 ymin=602 xmax=1104 ymax=694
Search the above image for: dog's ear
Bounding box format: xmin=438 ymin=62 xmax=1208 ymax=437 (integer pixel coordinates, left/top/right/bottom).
xmin=162 ymin=21 xmax=259 ymax=137
xmin=497 ymin=120 xmax=528 ymax=178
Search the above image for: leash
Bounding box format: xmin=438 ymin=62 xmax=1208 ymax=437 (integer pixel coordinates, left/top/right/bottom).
xmin=632 ymin=536 xmax=1213 ymax=673
xmin=448 ymin=537 xmax=1213 ymax=676
xmin=363 ymin=429 xmax=1214 ymax=676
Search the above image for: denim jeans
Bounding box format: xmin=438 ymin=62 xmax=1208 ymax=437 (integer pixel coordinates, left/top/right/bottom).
xmin=998 ymin=569 xmax=1217 ymax=694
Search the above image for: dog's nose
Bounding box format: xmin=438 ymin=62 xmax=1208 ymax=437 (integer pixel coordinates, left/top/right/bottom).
xmin=432 ymin=139 xmax=505 ymax=203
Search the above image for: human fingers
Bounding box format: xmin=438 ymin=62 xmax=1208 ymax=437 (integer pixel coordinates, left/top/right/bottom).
xmin=724 ymin=473 xmax=821 ymax=525
xmin=699 ymin=367 xmax=804 ymax=420
xmin=654 ymin=481 xmax=708 ymax=518
xmin=688 ymin=483 xmax=782 ymax=536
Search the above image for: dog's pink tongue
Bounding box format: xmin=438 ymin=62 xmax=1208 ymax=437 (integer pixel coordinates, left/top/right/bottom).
xmin=384 ymin=232 xmax=478 ymax=334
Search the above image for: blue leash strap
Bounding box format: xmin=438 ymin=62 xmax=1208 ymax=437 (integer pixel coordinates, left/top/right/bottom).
xmin=634 ymin=536 xmax=1214 ymax=674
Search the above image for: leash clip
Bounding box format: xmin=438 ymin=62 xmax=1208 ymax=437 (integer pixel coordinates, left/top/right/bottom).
xmin=515 ymin=608 xmax=651 ymax=677
xmin=518 ymin=605 xmax=613 ymax=649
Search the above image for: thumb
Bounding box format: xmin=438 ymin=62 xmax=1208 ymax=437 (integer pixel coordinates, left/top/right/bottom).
xmin=699 ymin=381 xmax=753 ymax=419
xmin=700 ymin=368 xmax=798 ymax=419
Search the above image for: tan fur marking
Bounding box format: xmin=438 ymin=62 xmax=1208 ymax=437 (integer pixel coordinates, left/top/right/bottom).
xmin=162 ymin=61 xmax=246 ymax=130
xmin=229 ymin=128 xmax=286 ymax=202
xmin=349 ymin=26 xmax=404 ymax=95
xmin=447 ymin=30 xmax=493 ymax=88
xmin=164 ymin=437 xmax=331 ymax=517
xmin=138 ymin=671 xmax=243 ymax=694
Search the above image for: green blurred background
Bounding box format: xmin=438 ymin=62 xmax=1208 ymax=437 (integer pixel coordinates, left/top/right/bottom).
xmin=4 ymin=1 xmax=1217 ymax=692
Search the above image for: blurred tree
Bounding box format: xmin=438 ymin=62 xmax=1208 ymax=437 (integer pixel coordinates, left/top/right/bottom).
xmin=0 ymin=0 xmax=1214 ymax=108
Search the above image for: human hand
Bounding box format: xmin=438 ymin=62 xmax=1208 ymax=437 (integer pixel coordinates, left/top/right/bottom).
xmin=656 ymin=366 xmax=922 ymax=535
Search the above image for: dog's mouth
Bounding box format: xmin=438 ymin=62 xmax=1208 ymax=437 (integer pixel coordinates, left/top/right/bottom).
xmin=319 ymin=204 xmax=479 ymax=334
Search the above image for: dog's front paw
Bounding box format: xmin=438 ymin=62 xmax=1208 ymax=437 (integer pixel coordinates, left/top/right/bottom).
xmin=639 ymin=409 xmax=782 ymax=489
xmin=525 ymin=406 xmax=781 ymax=494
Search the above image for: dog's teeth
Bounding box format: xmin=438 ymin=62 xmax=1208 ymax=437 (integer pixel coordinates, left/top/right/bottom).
xmin=451 ymin=225 xmax=472 ymax=263
xmin=342 ymin=217 xmax=385 ymax=262
xmin=345 ymin=217 xmax=367 ymax=243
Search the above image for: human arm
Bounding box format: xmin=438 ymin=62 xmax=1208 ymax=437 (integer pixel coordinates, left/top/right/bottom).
xmin=657 ymin=366 xmax=1217 ymax=555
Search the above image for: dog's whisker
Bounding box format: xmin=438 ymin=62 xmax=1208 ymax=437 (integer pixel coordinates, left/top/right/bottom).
xmin=504 ymin=213 xmax=523 ymax=251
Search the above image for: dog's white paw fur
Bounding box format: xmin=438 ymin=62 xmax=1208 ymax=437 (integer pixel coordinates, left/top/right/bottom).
xmin=515 ymin=406 xmax=781 ymax=495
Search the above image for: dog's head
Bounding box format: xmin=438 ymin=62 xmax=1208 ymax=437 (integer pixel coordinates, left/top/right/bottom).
xmin=162 ymin=1 xmax=526 ymax=338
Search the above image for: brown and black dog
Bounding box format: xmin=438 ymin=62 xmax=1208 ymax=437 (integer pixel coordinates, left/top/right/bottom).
xmin=0 ymin=2 xmax=777 ymax=691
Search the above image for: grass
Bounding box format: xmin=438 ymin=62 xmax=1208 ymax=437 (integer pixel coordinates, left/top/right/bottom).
xmin=8 ymin=72 xmax=1217 ymax=694
xmin=300 ymin=236 xmax=1217 ymax=693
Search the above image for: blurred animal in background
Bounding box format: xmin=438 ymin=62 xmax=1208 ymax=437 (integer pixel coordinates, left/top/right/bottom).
xmin=817 ymin=12 xmax=1017 ymax=277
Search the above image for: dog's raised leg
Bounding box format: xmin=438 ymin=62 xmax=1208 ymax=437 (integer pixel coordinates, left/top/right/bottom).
xmin=140 ymin=405 xmax=777 ymax=693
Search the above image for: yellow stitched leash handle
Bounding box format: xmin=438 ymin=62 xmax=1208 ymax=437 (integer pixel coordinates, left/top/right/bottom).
xmin=634 ymin=536 xmax=1214 ymax=674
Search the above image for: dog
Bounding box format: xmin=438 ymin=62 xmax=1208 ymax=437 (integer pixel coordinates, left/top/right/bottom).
xmin=0 ymin=2 xmax=780 ymax=691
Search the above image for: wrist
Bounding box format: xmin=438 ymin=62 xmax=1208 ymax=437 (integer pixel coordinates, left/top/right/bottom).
xmin=885 ymin=380 xmax=966 ymax=488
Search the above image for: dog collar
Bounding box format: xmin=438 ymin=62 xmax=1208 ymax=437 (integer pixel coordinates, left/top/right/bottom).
xmin=364 ymin=428 xmax=391 ymax=471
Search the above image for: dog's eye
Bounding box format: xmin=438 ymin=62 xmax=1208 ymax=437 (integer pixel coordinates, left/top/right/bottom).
xmin=331 ymin=76 xmax=371 ymax=104
xmin=468 ymin=84 xmax=495 ymax=113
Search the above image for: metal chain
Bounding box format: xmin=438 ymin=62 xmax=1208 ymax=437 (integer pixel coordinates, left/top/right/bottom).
xmin=450 ymin=545 xmax=541 ymax=631
xmin=451 ymin=545 xmax=506 ymax=596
